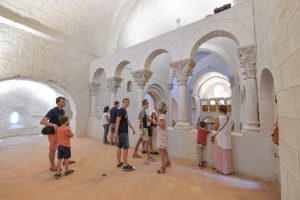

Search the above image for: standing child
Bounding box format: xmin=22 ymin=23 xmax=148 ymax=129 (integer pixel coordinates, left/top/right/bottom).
xmin=54 ymin=116 xmax=74 ymax=179
xmin=151 ymin=102 xmax=170 ymax=174
xmin=197 ymin=121 xmax=211 ymax=168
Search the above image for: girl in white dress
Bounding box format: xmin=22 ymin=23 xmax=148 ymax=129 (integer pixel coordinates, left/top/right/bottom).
xmin=151 ymin=102 xmax=171 ymax=173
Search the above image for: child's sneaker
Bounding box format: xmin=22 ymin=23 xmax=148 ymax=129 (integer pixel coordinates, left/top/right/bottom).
xmin=63 ymin=169 xmax=74 ymax=176
xmin=122 ymin=164 xmax=135 ymax=171
xmin=54 ymin=173 xmax=61 ymax=179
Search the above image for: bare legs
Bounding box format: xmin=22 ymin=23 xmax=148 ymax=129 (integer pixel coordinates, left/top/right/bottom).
xmin=49 ymin=151 xmax=56 ymax=170
xmin=133 ymin=138 xmax=143 ymax=156
xmin=158 ymin=148 xmax=171 ymax=173
xmin=117 ymin=148 xmax=128 ymax=166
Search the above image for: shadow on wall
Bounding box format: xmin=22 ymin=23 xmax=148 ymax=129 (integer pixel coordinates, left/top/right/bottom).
xmin=0 ymin=78 xmax=76 ymax=138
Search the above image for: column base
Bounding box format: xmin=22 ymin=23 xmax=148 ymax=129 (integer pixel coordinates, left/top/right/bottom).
xmin=241 ymin=125 xmax=260 ymax=134
xmin=174 ymin=122 xmax=193 ymax=131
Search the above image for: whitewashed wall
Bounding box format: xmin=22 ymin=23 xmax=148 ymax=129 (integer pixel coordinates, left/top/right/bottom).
xmin=254 ymin=0 xmax=300 ymax=199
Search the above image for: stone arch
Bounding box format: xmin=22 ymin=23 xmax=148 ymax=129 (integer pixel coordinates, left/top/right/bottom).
xmin=0 ymin=77 xmax=77 ymax=137
xmin=89 ymin=61 xmax=109 ymax=83
xmin=180 ymin=19 xmax=255 ymax=59
xmin=92 ymin=68 xmax=106 ymax=83
xmin=199 ymin=43 xmax=237 ymax=74
xmin=115 ymin=60 xmax=130 ymax=78
xmin=144 ymin=49 xmax=169 ymax=70
xmin=144 ymin=83 xmax=166 ymax=103
xmin=141 ymin=40 xmax=178 ymax=70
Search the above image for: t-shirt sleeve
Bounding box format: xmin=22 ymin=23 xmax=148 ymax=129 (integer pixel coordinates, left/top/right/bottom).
xmin=138 ymin=110 xmax=145 ymax=119
xmin=117 ymin=108 xmax=124 ymax=118
xmin=45 ymin=109 xmax=54 ymax=119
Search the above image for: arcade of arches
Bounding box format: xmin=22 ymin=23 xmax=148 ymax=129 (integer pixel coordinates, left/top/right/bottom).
xmin=1 ymin=0 xmax=300 ymax=199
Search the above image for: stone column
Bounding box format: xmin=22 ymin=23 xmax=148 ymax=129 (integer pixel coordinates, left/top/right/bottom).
xmin=239 ymin=45 xmax=260 ymax=133
xmin=89 ymin=82 xmax=99 ymax=119
xmin=107 ymin=77 xmax=123 ymax=107
xmin=131 ymin=69 xmax=153 ymax=108
xmin=168 ymin=83 xmax=173 ymax=127
xmin=229 ymin=75 xmax=241 ymax=132
xmin=170 ymin=58 xmax=195 ymax=130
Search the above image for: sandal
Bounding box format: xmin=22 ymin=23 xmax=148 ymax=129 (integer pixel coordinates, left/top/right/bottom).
xmin=63 ymin=169 xmax=74 ymax=176
xmin=157 ymin=167 xmax=166 ymax=174
xmin=54 ymin=173 xmax=61 ymax=179
xmin=166 ymin=161 xmax=171 ymax=167
xmin=117 ymin=162 xmax=123 ymax=168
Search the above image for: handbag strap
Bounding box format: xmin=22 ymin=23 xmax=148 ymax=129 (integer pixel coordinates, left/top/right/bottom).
xmin=215 ymin=116 xmax=229 ymax=137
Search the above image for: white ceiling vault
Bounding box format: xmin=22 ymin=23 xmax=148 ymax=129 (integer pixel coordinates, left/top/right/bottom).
xmin=0 ymin=0 xmax=234 ymax=56
xmin=117 ymin=0 xmax=234 ymax=49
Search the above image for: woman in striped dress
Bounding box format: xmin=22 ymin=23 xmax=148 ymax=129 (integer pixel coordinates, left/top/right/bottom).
xmin=151 ymin=102 xmax=171 ymax=173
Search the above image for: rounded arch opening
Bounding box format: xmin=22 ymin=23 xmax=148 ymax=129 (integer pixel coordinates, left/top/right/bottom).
xmin=190 ymin=31 xmax=240 ymax=58
xmin=0 ymin=78 xmax=77 ymax=137
xmin=115 ymin=60 xmax=130 ymax=78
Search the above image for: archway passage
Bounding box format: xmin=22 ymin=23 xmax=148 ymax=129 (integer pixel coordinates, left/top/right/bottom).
xmin=0 ymin=78 xmax=76 ymax=137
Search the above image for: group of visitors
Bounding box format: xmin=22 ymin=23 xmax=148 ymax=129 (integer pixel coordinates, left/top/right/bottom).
xmin=41 ymin=96 xmax=237 ymax=179
xmin=103 ymin=98 xmax=170 ymax=173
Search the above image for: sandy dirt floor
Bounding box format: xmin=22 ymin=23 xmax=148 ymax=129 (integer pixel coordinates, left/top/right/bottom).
xmin=0 ymin=135 xmax=280 ymax=200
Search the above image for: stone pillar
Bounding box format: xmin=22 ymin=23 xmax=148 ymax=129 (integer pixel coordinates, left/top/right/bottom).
xmin=168 ymin=83 xmax=173 ymax=127
xmin=131 ymin=69 xmax=153 ymax=108
xmin=107 ymin=77 xmax=123 ymax=107
xmin=170 ymin=58 xmax=195 ymax=130
xmin=89 ymin=82 xmax=99 ymax=119
xmin=239 ymin=45 xmax=260 ymax=133
xmin=229 ymin=75 xmax=241 ymax=132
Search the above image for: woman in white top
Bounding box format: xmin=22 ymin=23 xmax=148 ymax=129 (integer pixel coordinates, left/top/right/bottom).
xmin=212 ymin=105 xmax=234 ymax=175
xmin=102 ymin=106 xmax=110 ymax=144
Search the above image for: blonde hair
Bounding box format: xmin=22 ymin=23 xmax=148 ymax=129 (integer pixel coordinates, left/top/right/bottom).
xmin=158 ymin=102 xmax=167 ymax=114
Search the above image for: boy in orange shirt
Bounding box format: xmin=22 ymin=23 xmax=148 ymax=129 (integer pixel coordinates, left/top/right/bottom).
xmin=54 ymin=116 xmax=74 ymax=179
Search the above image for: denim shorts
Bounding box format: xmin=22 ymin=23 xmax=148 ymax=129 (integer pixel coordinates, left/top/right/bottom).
xmin=117 ymin=133 xmax=129 ymax=149
xmin=57 ymin=145 xmax=71 ymax=159
xmin=110 ymin=124 xmax=116 ymax=134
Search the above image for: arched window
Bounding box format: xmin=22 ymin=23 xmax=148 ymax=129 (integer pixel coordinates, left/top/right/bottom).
xmin=218 ymin=100 xmax=225 ymax=105
xmin=9 ymin=110 xmax=24 ymax=129
xmin=10 ymin=112 xmax=19 ymax=124
xmin=127 ymin=81 xmax=132 ymax=92
xmin=214 ymin=85 xmax=224 ymax=97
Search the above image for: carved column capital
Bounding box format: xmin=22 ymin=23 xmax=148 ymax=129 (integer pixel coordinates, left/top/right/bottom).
xmin=170 ymin=58 xmax=195 ymax=86
xmin=131 ymin=69 xmax=153 ymax=89
xmin=89 ymin=82 xmax=100 ymax=96
xmin=106 ymin=77 xmax=123 ymax=93
xmin=238 ymin=45 xmax=257 ymax=79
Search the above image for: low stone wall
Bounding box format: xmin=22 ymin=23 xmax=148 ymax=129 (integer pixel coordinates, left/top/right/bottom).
xmin=88 ymin=119 xmax=279 ymax=180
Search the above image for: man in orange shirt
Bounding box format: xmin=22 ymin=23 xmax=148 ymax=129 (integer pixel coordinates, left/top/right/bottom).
xmin=54 ymin=116 xmax=74 ymax=179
